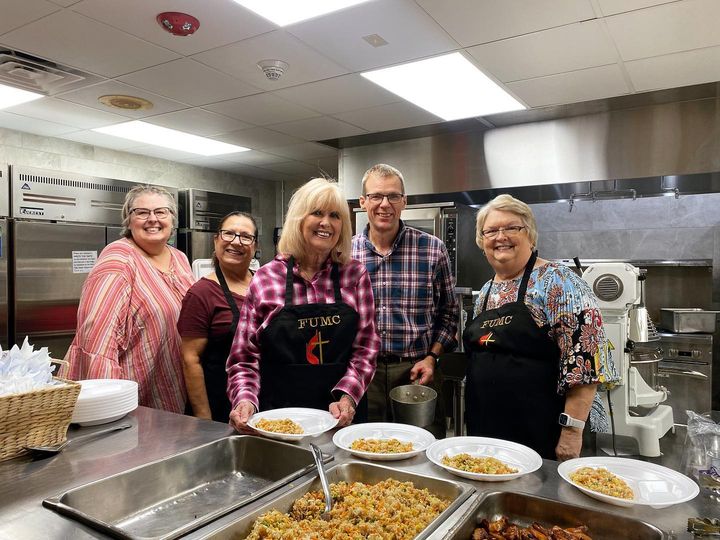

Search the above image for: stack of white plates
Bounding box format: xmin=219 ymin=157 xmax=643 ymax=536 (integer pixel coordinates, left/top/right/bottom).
xmin=71 ymin=379 xmax=138 ymax=426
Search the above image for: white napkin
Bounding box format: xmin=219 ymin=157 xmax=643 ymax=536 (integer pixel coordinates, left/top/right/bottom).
xmin=0 ymin=337 xmax=57 ymax=396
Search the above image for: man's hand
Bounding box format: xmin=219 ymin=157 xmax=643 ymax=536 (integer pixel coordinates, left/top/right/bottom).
xmin=329 ymin=394 xmax=356 ymax=427
xmin=409 ymin=356 xmax=435 ymax=386
xmin=555 ymin=426 xmax=583 ymax=461
xmin=229 ymin=400 xmax=257 ymax=433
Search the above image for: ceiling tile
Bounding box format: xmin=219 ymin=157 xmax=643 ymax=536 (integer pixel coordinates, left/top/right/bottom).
xmin=48 ymin=0 xmax=81 ymax=5
xmin=263 ymin=142 xmax=337 ymax=160
xmin=272 ymin=74 xmax=399 ymax=115
xmin=192 ymin=30 xmax=348 ymax=91
xmin=605 ymin=0 xmax=720 ymax=60
xmin=0 ymin=110 xmax=77 ymax=136
xmin=118 ymin=59 xmax=261 ymax=106
xmin=333 ymin=101 xmax=441 ymax=132
xmin=205 ymin=93 xmax=319 ymax=125
xmin=71 ymin=0 xmax=275 ymax=56
xmin=597 ymin=0 xmax=680 ymax=17
xmin=144 ymin=108 xmax=251 ymax=136
xmin=216 ymin=149 xmax=288 ymax=166
xmin=506 ymin=64 xmax=630 ymax=107
xmin=0 ymin=0 xmax=60 ymax=35
xmin=0 ymin=10 xmax=179 ymax=77
xmin=269 ymin=116 xmax=367 ymax=140
xmin=625 ymin=45 xmax=720 ymax=92
xmin=56 ymin=80 xmax=188 ymax=118
xmin=467 ymin=20 xmax=617 ymax=82
xmin=417 ymin=0 xmax=596 ymax=47
xmin=287 ymin=0 xmax=458 ymax=71
xmin=60 ymin=129 xmax=144 ymax=150
xmin=216 ymin=127 xmax=305 ymax=150
xmin=5 ymin=97 xmax=126 ymax=129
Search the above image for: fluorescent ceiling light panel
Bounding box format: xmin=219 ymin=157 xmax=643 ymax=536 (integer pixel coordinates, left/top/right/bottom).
xmin=0 ymin=83 xmax=44 ymax=110
xmin=93 ymin=121 xmax=250 ymax=156
xmin=233 ymin=0 xmax=371 ymax=26
xmin=361 ymin=52 xmax=526 ymax=121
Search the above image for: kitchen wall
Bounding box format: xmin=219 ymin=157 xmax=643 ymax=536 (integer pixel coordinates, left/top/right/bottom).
xmin=0 ymin=126 xmax=302 ymax=262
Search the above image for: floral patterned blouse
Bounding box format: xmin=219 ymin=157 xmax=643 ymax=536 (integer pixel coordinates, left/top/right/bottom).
xmin=473 ymin=261 xmax=619 ymax=431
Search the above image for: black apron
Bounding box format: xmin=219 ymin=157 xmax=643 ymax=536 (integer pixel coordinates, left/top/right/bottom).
xmin=258 ymin=257 xmax=367 ymax=421
xmin=199 ymin=265 xmax=242 ymax=423
xmin=463 ymin=251 xmax=565 ymax=459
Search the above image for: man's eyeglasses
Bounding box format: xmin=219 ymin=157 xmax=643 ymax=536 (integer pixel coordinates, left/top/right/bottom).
xmin=480 ymin=225 xmax=527 ymax=239
xmin=219 ymin=230 xmax=256 ymax=245
xmin=130 ymin=207 xmax=172 ymax=220
xmin=364 ymin=192 xmax=405 ymax=204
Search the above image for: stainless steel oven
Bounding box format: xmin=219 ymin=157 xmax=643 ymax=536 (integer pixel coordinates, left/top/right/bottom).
xmin=657 ymin=332 xmax=713 ymax=425
xmin=353 ymin=202 xmax=492 ymax=289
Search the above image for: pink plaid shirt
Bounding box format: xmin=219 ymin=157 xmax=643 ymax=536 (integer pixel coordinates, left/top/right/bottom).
xmin=226 ymin=254 xmax=379 ymax=410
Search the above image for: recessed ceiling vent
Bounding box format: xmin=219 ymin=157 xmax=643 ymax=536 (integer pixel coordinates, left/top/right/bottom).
xmin=0 ymin=50 xmax=103 ymax=95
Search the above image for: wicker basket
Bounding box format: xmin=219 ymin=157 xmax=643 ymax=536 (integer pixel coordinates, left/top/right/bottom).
xmin=0 ymin=377 xmax=81 ymax=461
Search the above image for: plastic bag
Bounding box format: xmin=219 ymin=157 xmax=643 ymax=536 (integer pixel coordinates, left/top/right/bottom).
xmin=681 ymin=410 xmax=720 ymax=494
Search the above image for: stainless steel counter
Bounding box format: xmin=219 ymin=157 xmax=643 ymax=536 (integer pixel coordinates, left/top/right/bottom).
xmin=1 ymin=407 xmax=717 ymax=540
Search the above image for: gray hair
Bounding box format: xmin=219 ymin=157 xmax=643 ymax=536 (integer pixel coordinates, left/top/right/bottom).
xmin=120 ymin=185 xmax=178 ymax=239
xmin=475 ymin=194 xmax=538 ymax=248
xmin=361 ymin=163 xmax=405 ymax=195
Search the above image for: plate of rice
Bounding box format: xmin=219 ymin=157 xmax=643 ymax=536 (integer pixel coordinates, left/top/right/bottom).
xmin=332 ymin=422 xmax=435 ymax=461
xmin=248 ymin=407 xmax=339 ymax=441
xmin=426 ymin=436 xmax=542 ymax=481
xmin=558 ymin=457 xmax=699 ymax=508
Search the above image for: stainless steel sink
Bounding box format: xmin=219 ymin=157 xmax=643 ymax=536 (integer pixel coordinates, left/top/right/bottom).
xmin=442 ymin=491 xmax=666 ymax=539
xmin=43 ymin=435 xmax=331 ymax=540
xmin=197 ymin=461 xmax=475 ymax=540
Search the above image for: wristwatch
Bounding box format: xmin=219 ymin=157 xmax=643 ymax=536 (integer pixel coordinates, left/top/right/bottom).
xmin=558 ymin=412 xmax=585 ymax=429
xmin=427 ymin=351 xmax=440 ymax=364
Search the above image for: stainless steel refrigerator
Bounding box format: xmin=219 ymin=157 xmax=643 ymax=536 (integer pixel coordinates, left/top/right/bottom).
xmin=9 ymin=165 xmax=177 ymax=359
xmin=0 ymin=163 xmax=9 ymax=349
xmin=177 ymin=188 xmax=252 ymax=263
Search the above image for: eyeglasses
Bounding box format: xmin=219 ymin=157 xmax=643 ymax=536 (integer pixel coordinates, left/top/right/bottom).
xmin=364 ymin=192 xmax=405 ymax=204
xmin=219 ymin=230 xmax=256 ymax=245
xmin=130 ymin=207 xmax=172 ymax=220
xmin=480 ymin=225 xmax=527 ymax=239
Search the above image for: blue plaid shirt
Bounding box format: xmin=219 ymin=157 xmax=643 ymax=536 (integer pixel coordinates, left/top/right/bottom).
xmin=352 ymin=222 xmax=458 ymax=358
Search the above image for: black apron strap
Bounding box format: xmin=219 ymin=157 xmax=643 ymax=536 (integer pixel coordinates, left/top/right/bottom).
xmin=285 ymin=256 xmax=295 ymax=306
xmin=331 ymin=262 xmax=342 ymax=303
xmin=517 ymin=250 xmax=538 ymax=301
xmin=215 ymin=264 xmax=241 ymax=335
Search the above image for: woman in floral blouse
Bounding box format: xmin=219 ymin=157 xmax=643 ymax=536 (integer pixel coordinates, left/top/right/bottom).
xmin=463 ymin=194 xmax=617 ymax=460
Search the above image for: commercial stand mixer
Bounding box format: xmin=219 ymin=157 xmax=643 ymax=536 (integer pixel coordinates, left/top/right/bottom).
xmin=582 ymin=262 xmax=674 ymax=457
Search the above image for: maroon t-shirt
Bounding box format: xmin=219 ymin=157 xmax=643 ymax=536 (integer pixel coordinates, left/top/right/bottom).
xmin=177 ymin=277 xmax=246 ymax=340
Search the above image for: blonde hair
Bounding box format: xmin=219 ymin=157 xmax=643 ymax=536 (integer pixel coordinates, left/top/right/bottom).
xmin=475 ymin=194 xmax=538 ymax=248
xmin=120 ymin=185 xmax=177 ymax=238
xmin=361 ymin=163 xmax=405 ymax=195
xmin=278 ymin=178 xmax=352 ymax=264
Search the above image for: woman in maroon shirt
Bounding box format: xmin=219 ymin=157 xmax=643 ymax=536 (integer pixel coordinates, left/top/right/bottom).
xmin=177 ymin=211 xmax=257 ymax=422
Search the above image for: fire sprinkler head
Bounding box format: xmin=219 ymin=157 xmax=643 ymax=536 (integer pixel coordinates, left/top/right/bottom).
xmin=257 ymin=60 xmax=289 ymax=81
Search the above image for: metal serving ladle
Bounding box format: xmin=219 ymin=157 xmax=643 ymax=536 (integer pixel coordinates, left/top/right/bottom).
xmin=309 ymin=443 xmax=333 ymax=520
xmin=25 ymin=422 xmax=132 ymax=459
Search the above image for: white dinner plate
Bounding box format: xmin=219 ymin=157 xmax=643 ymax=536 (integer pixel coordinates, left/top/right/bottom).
xmin=248 ymin=407 xmax=339 ymax=441
xmin=332 ymin=422 xmax=435 ymax=461
xmin=426 ymin=436 xmax=543 ymax=482
xmin=557 ymin=457 xmax=699 ymax=508
xmin=76 ymin=379 xmax=138 ymax=404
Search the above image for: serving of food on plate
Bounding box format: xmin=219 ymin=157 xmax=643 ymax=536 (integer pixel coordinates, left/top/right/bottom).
xmin=441 ymin=453 xmax=518 ymax=475
xmin=569 ymin=466 xmax=634 ymax=500
xmin=332 ymin=423 xmax=435 ymax=461
xmin=349 ymin=437 xmax=414 ymax=454
xmin=255 ymin=418 xmax=304 ymax=435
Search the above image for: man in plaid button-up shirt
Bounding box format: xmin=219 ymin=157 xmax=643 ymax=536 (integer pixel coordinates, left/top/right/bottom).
xmin=352 ymin=164 xmax=458 ymax=436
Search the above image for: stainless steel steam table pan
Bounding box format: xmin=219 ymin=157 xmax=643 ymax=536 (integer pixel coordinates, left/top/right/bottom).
xmin=441 ymin=491 xmax=666 ymax=539
xmin=43 ymin=435 xmax=332 ymax=540
xmin=196 ymin=461 xmax=475 ymax=540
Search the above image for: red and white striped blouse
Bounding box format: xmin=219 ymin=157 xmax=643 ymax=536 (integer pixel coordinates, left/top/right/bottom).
xmin=64 ymin=238 xmax=195 ymax=413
